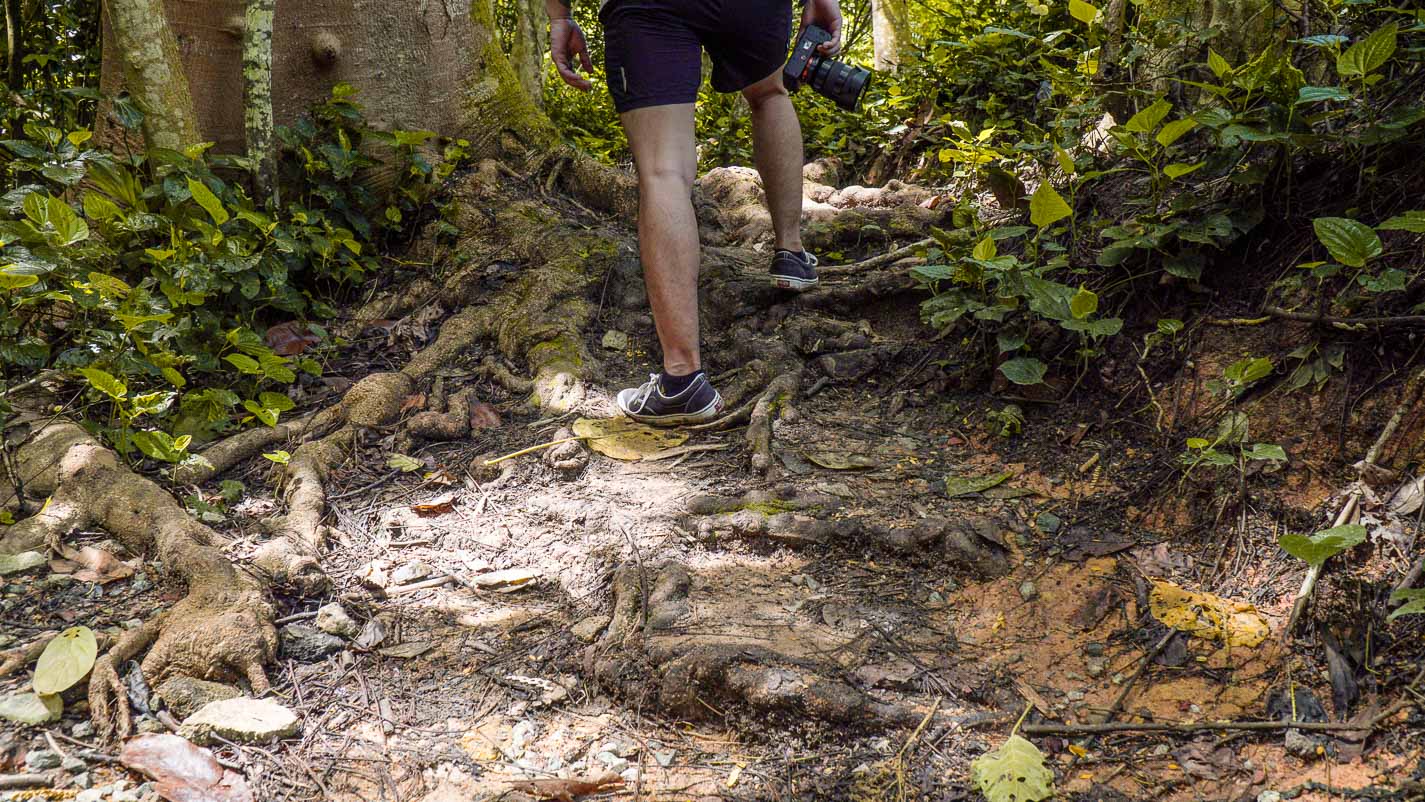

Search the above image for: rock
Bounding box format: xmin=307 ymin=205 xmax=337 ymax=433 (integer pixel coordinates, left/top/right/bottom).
xmin=1284 ymin=727 xmax=1322 ymax=759
xmin=1018 ymin=580 xmax=1038 ymax=601
xmin=26 ymin=748 xmax=63 ymax=770
xmin=72 ymin=772 xmax=92 ymax=789
xmin=594 ymin=752 xmax=629 ymax=773
xmin=180 ymin=697 xmax=300 ymax=744
xmin=571 ymin=615 xmax=609 ymax=643
xmin=1085 ymin=656 xmax=1108 ymax=678
xmin=0 ymin=691 xmax=62 ymax=724
xmin=601 ymin=330 xmax=629 ymax=350
xmin=78 ymin=785 xmax=120 ymax=802
xmin=1257 ymin=792 xmax=1283 ymax=802
xmin=1036 ymin=512 xmax=1062 ymax=534
xmin=153 ymin=676 xmax=242 ymax=719
xmin=315 ymin=603 xmax=360 ymax=638
xmin=71 ymin=720 xmax=94 ymax=738
xmin=279 ymin=623 xmax=344 ymax=662
xmin=62 ymin=756 xmax=87 ymax=773
xmin=130 ymin=572 xmax=152 ymax=593
xmin=137 ymin=718 xmax=167 ymax=734
xmin=1084 ymin=642 xmax=1106 ymax=657
xmin=390 ymin=561 xmax=432 ymax=585
xmin=1066 ymin=690 xmax=1085 ymax=702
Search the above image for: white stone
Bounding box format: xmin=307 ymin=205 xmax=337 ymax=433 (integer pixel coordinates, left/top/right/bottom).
xmin=315 ymin=603 xmax=360 ymax=638
xmin=180 ymin=697 xmax=300 ymax=744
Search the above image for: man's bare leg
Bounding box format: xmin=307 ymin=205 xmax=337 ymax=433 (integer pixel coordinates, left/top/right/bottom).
xmin=743 ymin=69 xmax=804 ymax=254
xmin=621 ymin=103 xmax=702 ymax=376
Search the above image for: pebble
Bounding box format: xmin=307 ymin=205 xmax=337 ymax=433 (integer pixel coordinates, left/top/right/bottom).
xmin=1018 ymin=580 xmax=1038 ymax=601
xmin=62 ymin=756 xmax=87 ymax=773
xmin=595 ymin=752 xmax=629 ymax=772
xmin=390 ymin=561 xmax=432 ymax=585
xmin=1084 ymin=642 xmax=1106 ymax=657
xmin=1065 ymin=690 xmax=1085 ymax=702
xmin=26 ymin=748 xmax=62 ymax=771
xmin=180 ymin=697 xmax=301 ymax=744
xmin=130 ymin=573 xmax=152 ymax=593
xmin=71 ymin=720 xmax=95 ymax=738
xmin=78 ymin=784 xmax=123 ymax=802
xmin=1257 ymin=792 xmax=1283 ymax=802
xmin=1036 ymin=512 xmax=1062 ymax=534
xmin=315 ymin=603 xmax=360 ymax=639
xmin=279 ymin=623 xmax=344 ymax=662
xmin=154 ymin=676 xmax=243 ymax=719
xmin=137 ymin=718 xmax=167 ymax=734
xmin=72 ymin=773 xmax=92 ymax=789
xmin=1085 ymin=657 xmax=1108 ymax=678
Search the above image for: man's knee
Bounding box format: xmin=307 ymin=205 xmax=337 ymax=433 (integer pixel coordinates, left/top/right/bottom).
xmin=741 ymin=71 xmax=790 ymax=110
xmin=637 ymin=160 xmax=695 ymax=192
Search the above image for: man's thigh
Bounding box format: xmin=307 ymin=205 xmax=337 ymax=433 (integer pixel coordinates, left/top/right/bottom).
xmin=699 ymin=0 xmax=794 ymax=94
xmin=600 ymin=2 xmax=703 ymax=113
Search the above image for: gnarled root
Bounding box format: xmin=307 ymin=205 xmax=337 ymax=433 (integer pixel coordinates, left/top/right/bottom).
xmin=685 ymin=487 xmax=853 ymax=547
xmin=1 ymin=415 xmax=276 ymax=743
xmin=585 ymin=561 xmax=921 ymax=728
xmin=747 ymin=370 xmax=802 ymax=474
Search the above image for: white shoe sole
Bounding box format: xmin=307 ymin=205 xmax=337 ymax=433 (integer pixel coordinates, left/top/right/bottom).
xmin=620 ymin=394 xmax=725 ymax=427
xmin=772 ymin=275 xmax=819 ymax=291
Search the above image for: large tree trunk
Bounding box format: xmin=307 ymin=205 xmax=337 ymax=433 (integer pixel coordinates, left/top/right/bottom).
xmin=102 ymin=0 xmax=552 ymax=158
xmin=4 ymin=0 xmax=21 ymax=91
xmin=104 ymin=0 xmax=200 ymax=150
xmin=870 ymin=0 xmax=911 ymax=71
xmin=509 ymin=0 xmax=546 ymax=108
xmin=243 ymin=0 xmax=276 ymax=204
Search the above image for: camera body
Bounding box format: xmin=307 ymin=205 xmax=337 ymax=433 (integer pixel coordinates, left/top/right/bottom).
xmin=783 ymin=24 xmax=872 ymax=112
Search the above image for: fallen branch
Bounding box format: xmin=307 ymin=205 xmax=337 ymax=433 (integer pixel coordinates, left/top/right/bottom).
xmin=820 ymin=237 xmax=933 ymax=276
xmin=1262 ymin=306 xmax=1425 ymax=328
xmin=0 ymin=775 xmax=53 ymax=790
xmin=1021 ymin=719 xmax=1377 ymax=736
xmin=483 ymin=435 xmax=585 ymax=466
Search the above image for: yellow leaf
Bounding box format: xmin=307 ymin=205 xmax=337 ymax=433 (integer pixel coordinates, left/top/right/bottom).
xmin=33 ymin=626 xmax=97 ymax=695
xmin=1068 ymin=744 xmax=1088 ymax=758
xmin=1149 ymin=581 xmax=1269 ymax=647
xmin=572 ymin=418 xmax=688 ymax=461
xmin=971 ymin=735 xmax=1054 ymax=802
xmin=1069 ymin=0 xmax=1099 ymax=25
xmin=1029 ymin=182 xmax=1072 ymax=228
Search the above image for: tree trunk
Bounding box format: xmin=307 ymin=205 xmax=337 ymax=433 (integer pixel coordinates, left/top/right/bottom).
xmin=104 ymin=0 xmax=552 ymax=158
xmin=4 ymin=0 xmax=21 ymax=91
xmin=243 ymin=0 xmax=276 ymax=204
xmin=509 ymin=0 xmax=546 ymax=108
xmin=104 ymin=0 xmax=200 ymax=150
xmin=870 ymin=0 xmax=911 ymax=71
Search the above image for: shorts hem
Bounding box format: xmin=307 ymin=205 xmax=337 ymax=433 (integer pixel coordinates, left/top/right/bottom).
xmin=613 ymin=92 xmax=700 ymax=113
xmin=710 ymin=55 xmax=789 ymax=94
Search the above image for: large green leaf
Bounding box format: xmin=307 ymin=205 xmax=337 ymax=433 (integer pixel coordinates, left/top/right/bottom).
xmin=1388 ymin=588 xmax=1425 ymax=622
xmin=1337 ymin=23 xmax=1398 ymax=77
xmin=1028 ymin=182 xmax=1071 ymax=228
xmin=1000 ymin=357 xmax=1048 ymax=386
xmin=33 ymin=626 xmax=98 ymax=695
xmin=945 ymin=472 xmax=1012 ymax=498
xmin=1313 ymin=217 xmax=1382 ymax=267
xmin=1156 ymin=119 xmax=1198 ymax=147
xmin=1068 ymin=0 xmax=1098 ymax=25
xmin=1279 ymin=524 xmax=1367 ymax=569
xmin=186 ymin=177 xmax=230 ymax=226
xmin=1378 ymin=211 xmax=1425 ymax=233
xmin=971 ymin=735 xmax=1054 ymax=802
xmin=1124 ymin=99 xmax=1172 ymax=133
xmin=79 ymin=366 xmax=127 ymax=400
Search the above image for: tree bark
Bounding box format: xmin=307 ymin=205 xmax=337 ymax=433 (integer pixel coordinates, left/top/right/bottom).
xmin=243 ymin=0 xmax=276 ymax=204
xmin=870 ymin=0 xmax=911 ymax=71
xmin=509 ymin=0 xmax=546 ymax=108
xmin=3 ymin=0 xmax=21 ymax=91
xmin=103 ymin=0 xmax=200 ymax=150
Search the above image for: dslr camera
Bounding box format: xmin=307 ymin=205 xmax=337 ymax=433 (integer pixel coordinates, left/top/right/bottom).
xmin=783 ymin=24 xmax=872 ymax=112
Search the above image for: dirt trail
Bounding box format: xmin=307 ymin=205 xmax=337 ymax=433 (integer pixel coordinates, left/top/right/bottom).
xmin=2 ymin=160 xmax=1421 ymax=802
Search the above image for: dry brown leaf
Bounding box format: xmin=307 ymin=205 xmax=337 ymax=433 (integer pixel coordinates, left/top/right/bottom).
xmin=121 ymin=733 xmax=254 ymax=802
xmin=265 ymin=321 xmax=321 ymax=357
xmin=410 ymin=494 xmax=457 ymax=517
xmin=1149 ymin=580 xmax=1269 ymax=647
xmin=469 ymin=401 xmax=502 ymax=429
xmin=507 ymin=772 xmax=624 ymax=802
xmin=473 ymin=568 xmax=539 ymax=589
xmin=400 ymin=393 xmax=427 ymax=413
xmin=377 ymin=641 xmax=433 ymax=659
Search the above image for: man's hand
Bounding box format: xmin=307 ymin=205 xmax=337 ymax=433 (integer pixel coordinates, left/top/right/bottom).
xmin=550 ymin=18 xmax=594 ymax=91
xmin=800 ymin=0 xmax=843 ymax=56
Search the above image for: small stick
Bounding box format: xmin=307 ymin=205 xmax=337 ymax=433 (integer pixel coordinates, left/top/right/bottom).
xmin=43 ymin=730 xmax=69 ymax=762
xmin=641 ymin=443 xmax=731 ymax=462
xmin=820 ymin=237 xmax=934 ymax=276
xmin=0 ymin=775 xmax=53 ymax=790
xmin=1022 ymin=718 xmax=1379 ymax=736
xmin=482 ymin=436 xmax=586 ymax=466
xmin=275 ymin=611 xmax=319 ymax=625
xmin=1100 ymin=630 xmax=1174 ymax=725
xmin=386 ymin=574 xmax=454 ymax=596
xmin=1262 ymin=307 xmax=1425 ymax=328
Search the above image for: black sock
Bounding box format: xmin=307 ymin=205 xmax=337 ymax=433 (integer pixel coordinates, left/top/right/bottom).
xmin=659 ymin=369 xmax=703 ymax=396
xmin=776 ymin=248 xmax=807 ymax=262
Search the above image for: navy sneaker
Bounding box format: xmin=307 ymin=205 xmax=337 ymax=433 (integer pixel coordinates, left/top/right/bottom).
xmin=616 ymin=373 xmax=725 ymax=426
xmin=770 ymin=249 xmax=820 ymax=291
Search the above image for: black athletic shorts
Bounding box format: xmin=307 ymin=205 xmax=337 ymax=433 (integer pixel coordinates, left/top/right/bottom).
xmin=599 ymin=0 xmax=794 ymax=113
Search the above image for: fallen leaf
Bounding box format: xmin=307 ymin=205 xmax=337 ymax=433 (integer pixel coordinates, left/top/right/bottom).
xmin=356 ymin=618 xmax=389 ymax=649
xmin=508 ymin=772 xmax=624 ymax=801
xmin=0 ymin=551 xmax=46 ymax=576
xmin=400 ymin=393 xmax=427 ymax=413
xmin=1388 ymin=475 xmax=1423 ymax=516
xmin=122 ymin=733 xmax=255 ymax=802
xmin=571 ymin=418 xmax=688 ymax=461
xmin=264 ymin=321 xmax=321 ymax=357
xmin=971 ymin=735 xmax=1054 ymax=802
xmin=410 ymin=494 xmax=457 ymax=517
xmin=469 ymin=402 xmax=502 ymax=429
xmin=803 ymin=451 xmax=879 ymax=470
xmin=70 ymin=545 xmax=134 ymax=584
xmin=387 ymin=453 xmax=423 ymax=472
xmin=378 ymin=641 xmax=433 ymax=659
xmin=0 ymin=691 xmax=62 ymax=724
xmin=49 ymin=559 xmax=80 ymax=574
xmin=473 ymin=568 xmax=539 ymax=589
xmin=944 ymin=472 xmax=1013 ymax=498
xmin=34 ymin=626 xmax=97 ymax=695
xmin=1149 ymin=580 xmax=1269 ymax=647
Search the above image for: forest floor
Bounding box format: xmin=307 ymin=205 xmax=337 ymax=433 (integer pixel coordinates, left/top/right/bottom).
xmin=2 ymin=158 xmax=1423 ymax=802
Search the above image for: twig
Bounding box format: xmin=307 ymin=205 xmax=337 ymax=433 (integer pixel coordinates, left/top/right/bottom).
xmin=43 ymin=730 xmax=70 ymax=762
xmin=641 ymin=443 xmax=731 ymax=462
xmin=1100 ymin=630 xmax=1175 ymax=724
xmin=275 ymin=610 xmax=319 ymax=625
xmin=1022 ymin=718 xmax=1380 ymax=736
xmin=387 ymin=574 xmax=454 ymax=596
xmin=482 ymin=436 xmax=586 ymax=466
xmin=1262 ymin=306 xmax=1425 ymax=328
xmin=0 ymin=775 xmax=53 ymax=790
xmin=820 ymin=237 xmax=934 ymax=275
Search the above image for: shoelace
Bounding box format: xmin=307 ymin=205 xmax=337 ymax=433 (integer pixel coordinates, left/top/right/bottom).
xmin=627 ymin=373 xmax=660 ymax=411
xmin=805 ymin=253 xmax=819 ymax=268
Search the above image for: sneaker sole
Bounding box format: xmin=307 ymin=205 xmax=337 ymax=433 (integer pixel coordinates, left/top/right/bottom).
xmin=622 ymin=393 xmax=725 ymax=427
xmin=771 ymin=275 xmax=819 ymax=291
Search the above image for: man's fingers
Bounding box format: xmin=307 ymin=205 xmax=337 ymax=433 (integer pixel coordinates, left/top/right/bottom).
xmin=555 ymin=58 xmax=592 ymax=90
xmin=577 ymin=43 xmax=594 ymax=73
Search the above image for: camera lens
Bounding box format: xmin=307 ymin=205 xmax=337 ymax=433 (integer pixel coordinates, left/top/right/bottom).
xmin=806 ymin=55 xmax=871 ymax=112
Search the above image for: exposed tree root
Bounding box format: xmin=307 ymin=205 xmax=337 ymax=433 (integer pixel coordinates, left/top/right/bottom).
xmin=746 ymin=370 xmax=803 ymax=474
xmin=0 ymin=412 xmax=276 ymax=742
xmin=585 ymin=562 xmax=923 ymax=727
